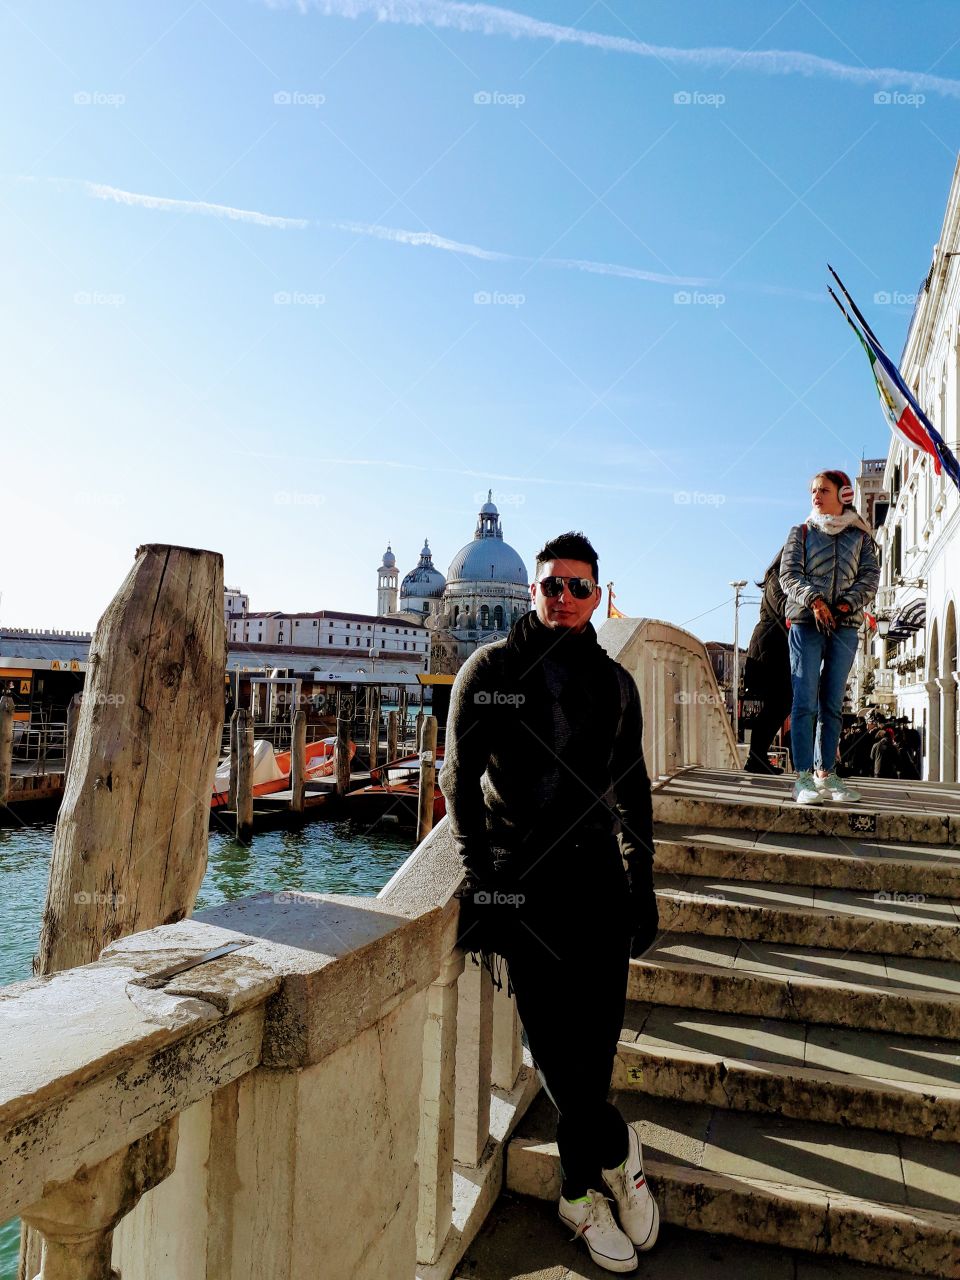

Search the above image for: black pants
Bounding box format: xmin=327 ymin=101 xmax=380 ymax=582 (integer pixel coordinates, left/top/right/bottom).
xmin=494 ymin=836 xmax=632 ymax=1198
xmin=746 ymin=666 xmax=792 ymax=767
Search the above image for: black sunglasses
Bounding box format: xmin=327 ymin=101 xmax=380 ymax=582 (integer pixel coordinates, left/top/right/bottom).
xmin=536 ymin=575 xmax=598 ymax=600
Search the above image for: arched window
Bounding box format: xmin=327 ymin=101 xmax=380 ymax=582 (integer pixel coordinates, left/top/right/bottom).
xmin=493 ymin=605 xmax=504 ymax=630
xmin=479 ymin=604 xmax=490 ymax=630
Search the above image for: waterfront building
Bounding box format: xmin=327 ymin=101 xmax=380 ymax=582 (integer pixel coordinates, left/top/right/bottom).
xmin=868 ymin=155 xmax=960 ymax=780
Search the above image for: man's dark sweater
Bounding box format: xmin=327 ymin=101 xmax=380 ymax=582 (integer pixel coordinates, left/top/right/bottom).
xmin=439 ymin=612 xmax=656 ymax=941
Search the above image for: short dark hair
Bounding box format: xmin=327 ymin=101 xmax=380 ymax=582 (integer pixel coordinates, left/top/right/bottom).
xmin=535 ymin=531 xmax=599 ymax=581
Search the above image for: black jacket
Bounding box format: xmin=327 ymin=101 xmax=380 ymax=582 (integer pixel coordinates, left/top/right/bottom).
xmin=439 ymin=611 xmax=655 ymax=907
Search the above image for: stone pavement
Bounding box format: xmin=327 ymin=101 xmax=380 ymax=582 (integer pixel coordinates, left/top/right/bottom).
xmin=495 ymin=769 xmax=960 ymax=1277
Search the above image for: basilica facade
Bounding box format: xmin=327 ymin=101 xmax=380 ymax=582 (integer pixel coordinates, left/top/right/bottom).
xmin=376 ymin=492 xmax=531 ymax=671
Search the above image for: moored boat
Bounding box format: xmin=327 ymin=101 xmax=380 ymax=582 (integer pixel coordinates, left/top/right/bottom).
xmin=210 ymin=736 xmax=354 ymax=808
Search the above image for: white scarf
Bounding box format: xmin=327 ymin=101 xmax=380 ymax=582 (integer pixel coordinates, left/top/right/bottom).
xmin=806 ymin=508 xmax=873 ymax=538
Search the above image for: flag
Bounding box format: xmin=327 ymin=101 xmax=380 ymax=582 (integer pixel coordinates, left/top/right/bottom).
xmin=829 ymin=266 xmax=960 ymax=493
xmin=607 ymin=582 xmax=626 ymax=619
xmin=864 ymin=611 xmax=878 ymax=632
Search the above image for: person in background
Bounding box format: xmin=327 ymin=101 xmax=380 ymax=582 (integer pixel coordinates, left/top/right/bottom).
xmin=780 ymin=470 xmax=880 ymax=806
xmin=743 ymin=550 xmax=792 ymax=774
xmin=871 ymin=726 xmax=900 ymax=779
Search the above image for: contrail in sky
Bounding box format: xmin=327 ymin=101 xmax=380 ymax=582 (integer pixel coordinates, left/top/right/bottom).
xmin=271 ymin=0 xmax=960 ymax=99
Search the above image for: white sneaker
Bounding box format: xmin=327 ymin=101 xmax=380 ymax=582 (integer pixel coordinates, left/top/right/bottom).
xmin=602 ymin=1122 xmax=660 ymax=1251
xmin=793 ymin=770 xmax=821 ymax=805
xmin=558 ymin=1188 xmax=638 ymax=1273
xmin=815 ymin=772 xmax=861 ymax=803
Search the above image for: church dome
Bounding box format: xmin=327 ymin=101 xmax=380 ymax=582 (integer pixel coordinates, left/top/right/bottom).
xmin=446 ymin=493 xmax=528 ymax=586
xmin=380 ymin=542 xmax=396 ymax=570
xmin=400 ymin=539 xmax=446 ymax=600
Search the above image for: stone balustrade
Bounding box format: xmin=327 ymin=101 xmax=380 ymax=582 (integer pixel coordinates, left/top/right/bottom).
xmin=1 ymin=834 xmax=535 ymax=1280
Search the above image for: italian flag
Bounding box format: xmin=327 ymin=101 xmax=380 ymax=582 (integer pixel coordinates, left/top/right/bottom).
xmin=829 ymin=266 xmax=960 ymax=493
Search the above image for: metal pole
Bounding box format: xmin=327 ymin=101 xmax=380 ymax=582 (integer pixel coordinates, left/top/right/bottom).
xmin=730 ymin=579 xmax=747 ymax=754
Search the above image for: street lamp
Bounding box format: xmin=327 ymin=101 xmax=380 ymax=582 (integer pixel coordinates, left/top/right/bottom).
xmin=730 ymin=580 xmax=748 ymax=753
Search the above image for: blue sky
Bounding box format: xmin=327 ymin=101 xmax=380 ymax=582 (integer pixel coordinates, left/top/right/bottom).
xmin=2 ymin=0 xmax=958 ymax=642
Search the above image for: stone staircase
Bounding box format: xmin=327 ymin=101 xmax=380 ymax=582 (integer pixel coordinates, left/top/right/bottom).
xmin=503 ymin=768 xmax=960 ymax=1278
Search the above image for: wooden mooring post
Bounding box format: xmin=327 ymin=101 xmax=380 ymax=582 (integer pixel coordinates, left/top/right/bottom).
xmin=335 ymin=690 xmax=353 ymax=798
xmin=417 ymin=714 xmax=437 ymax=843
xmin=368 ymin=686 xmax=380 ymax=772
xmin=21 ymin=543 xmax=226 ymax=1280
xmin=415 ymin=709 xmax=425 ymax=752
xmin=387 ymin=709 xmax=398 ymax=766
xmin=64 ymin=690 xmax=82 ymax=783
xmin=0 ymin=695 xmax=14 ymax=807
xmin=228 ymin=706 xmax=240 ymax=811
xmin=235 ymin=707 xmax=255 ymax=841
xmin=290 ymin=708 xmax=306 ymax=814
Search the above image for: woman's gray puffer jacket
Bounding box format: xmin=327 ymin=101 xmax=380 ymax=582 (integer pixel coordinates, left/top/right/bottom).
xmin=779 ymin=523 xmax=880 ymax=627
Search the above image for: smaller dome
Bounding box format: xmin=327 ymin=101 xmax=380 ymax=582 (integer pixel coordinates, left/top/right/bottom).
xmin=401 ymin=538 xmax=446 ymax=600
xmin=380 ymin=542 xmax=396 ymax=569
xmin=480 ymin=489 xmax=498 ymax=515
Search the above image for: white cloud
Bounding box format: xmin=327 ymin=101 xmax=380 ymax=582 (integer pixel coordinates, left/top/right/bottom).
xmin=28 ymin=176 xmax=309 ymax=229
xmin=280 ymin=0 xmax=960 ymax=99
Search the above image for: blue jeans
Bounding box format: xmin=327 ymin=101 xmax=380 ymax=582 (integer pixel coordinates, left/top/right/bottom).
xmin=788 ymin=623 xmax=859 ymax=774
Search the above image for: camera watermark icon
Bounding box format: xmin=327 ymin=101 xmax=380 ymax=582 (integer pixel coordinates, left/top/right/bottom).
xmin=78 ymin=691 xmax=126 ymax=707
xmin=74 ymin=890 xmax=126 ymax=906
xmin=274 ymin=291 xmax=325 ymax=307
xmin=273 ymin=90 xmax=326 ymax=108
xmin=74 ymin=90 xmax=125 ymax=108
xmin=673 ymin=90 xmax=725 ymax=108
xmin=74 ymin=291 xmax=125 ymax=307
xmin=473 ymin=890 xmax=525 ymax=906
xmin=474 ymin=290 xmax=525 ymax=307
xmin=874 ymin=890 xmax=926 ymax=904
xmin=74 ymin=491 xmax=127 ymax=508
xmin=673 ymin=290 xmax=725 ymax=308
xmin=473 ymin=490 xmax=525 ymax=507
xmin=675 ymin=890 xmax=726 ymax=905
xmin=474 ymin=690 xmax=526 ymax=707
xmin=273 ymin=891 xmax=319 ymax=904
xmin=473 ymin=90 xmax=525 ymax=108
xmin=673 ymin=490 xmax=726 ymax=507
xmin=873 ymin=290 xmax=921 ymax=306
xmin=873 ymin=91 xmax=924 ymax=108
xmin=675 ymin=690 xmax=725 ymax=707
xmin=274 ymin=490 xmax=325 ymax=507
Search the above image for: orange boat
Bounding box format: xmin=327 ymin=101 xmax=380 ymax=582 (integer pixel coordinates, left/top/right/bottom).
xmin=210 ymin=736 xmax=355 ymax=808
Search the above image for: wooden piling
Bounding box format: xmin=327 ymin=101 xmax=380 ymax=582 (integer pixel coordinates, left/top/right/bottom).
xmin=415 ymin=710 xmax=425 ymax=752
xmin=228 ymin=707 xmax=240 ymax=811
xmin=335 ymin=691 xmax=353 ymax=797
xmin=368 ymin=687 xmax=380 ymax=772
xmin=417 ymin=714 xmax=437 ymax=843
xmin=0 ymin=695 xmax=14 ymax=807
xmin=64 ymin=691 xmax=82 ymax=782
xmin=22 ymin=544 xmax=226 ymax=1280
xmin=290 ymin=709 xmax=306 ymax=814
xmin=387 ymin=709 xmax=398 ymax=765
xmin=236 ymin=707 xmax=255 ymax=841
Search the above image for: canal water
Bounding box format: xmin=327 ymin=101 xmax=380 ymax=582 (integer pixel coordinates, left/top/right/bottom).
xmin=0 ymin=817 xmax=414 ymax=1278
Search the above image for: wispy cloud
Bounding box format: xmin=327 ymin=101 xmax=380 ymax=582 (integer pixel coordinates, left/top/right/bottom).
xmin=276 ymin=0 xmax=960 ymax=99
xmin=18 ymin=176 xmax=309 ymax=229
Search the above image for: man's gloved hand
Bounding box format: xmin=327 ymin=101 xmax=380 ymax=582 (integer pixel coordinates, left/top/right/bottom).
xmin=834 ymin=598 xmax=853 ymax=619
xmin=811 ymin=597 xmax=836 ymax=633
xmin=627 ymin=880 xmax=660 ymax=958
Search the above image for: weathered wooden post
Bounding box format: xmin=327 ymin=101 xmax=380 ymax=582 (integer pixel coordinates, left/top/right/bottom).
xmin=417 ymin=714 xmax=437 ymax=843
xmin=387 ymin=709 xmax=398 ymax=765
xmin=290 ymin=708 xmax=306 ymax=814
xmin=236 ymin=707 xmax=255 ymax=841
xmin=335 ymin=690 xmax=353 ymax=797
xmin=415 ymin=710 xmax=425 ymax=752
xmin=64 ymin=691 xmax=82 ymax=782
xmin=0 ymin=694 xmax=14 ymax=807
xmin=23 ymin=543 xmax=225 ymax=1279
xmin=368 ymin=686 xmax=380 ymax=772
xmin=228 ymin=706 xmax=240 ymax=811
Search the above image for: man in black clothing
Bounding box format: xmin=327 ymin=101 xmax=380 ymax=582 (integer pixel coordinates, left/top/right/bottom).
xmin=440 ymin=531 xmax=659 ymax=1275
xmin=743 ymin=552 xmax=792 ymax=774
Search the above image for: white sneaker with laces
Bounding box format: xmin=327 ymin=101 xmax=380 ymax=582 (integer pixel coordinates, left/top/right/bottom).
xmin=558 ymin=1188 xmax=638 ymax=1273
xmin=814 ymin=771 xmax=861 ymax=803
xmin=793 ymin=770 xmax=821 ymax=805
xmin=602 ymin=1122 xmax=660 ymax=1251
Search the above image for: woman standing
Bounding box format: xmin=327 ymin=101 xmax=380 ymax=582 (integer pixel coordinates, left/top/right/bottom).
xmin=743 ymin=551 xmax=792 ymax=774
xmin=779 ymin=471 xmax=880 ymax=805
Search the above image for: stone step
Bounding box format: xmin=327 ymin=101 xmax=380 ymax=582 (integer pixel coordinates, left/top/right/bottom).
xmin=655 ymin=823 xmax=960 ymax=900
xmin=652 ymin=771 xmax=960 ymax=847
xmin=630 ymin=933 xmax=960 ymax=1040
xmin=506 ymin=1091 xmax=960 ymax=1277
xmin=654 ymin=873 xmax=960 ymax=961
xmin=616 ymin=1001 xmax=960 ymax=1142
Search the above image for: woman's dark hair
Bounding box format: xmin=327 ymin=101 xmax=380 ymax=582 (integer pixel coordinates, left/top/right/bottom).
xmin=535 ymin=531 xmax=599 ymax=580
